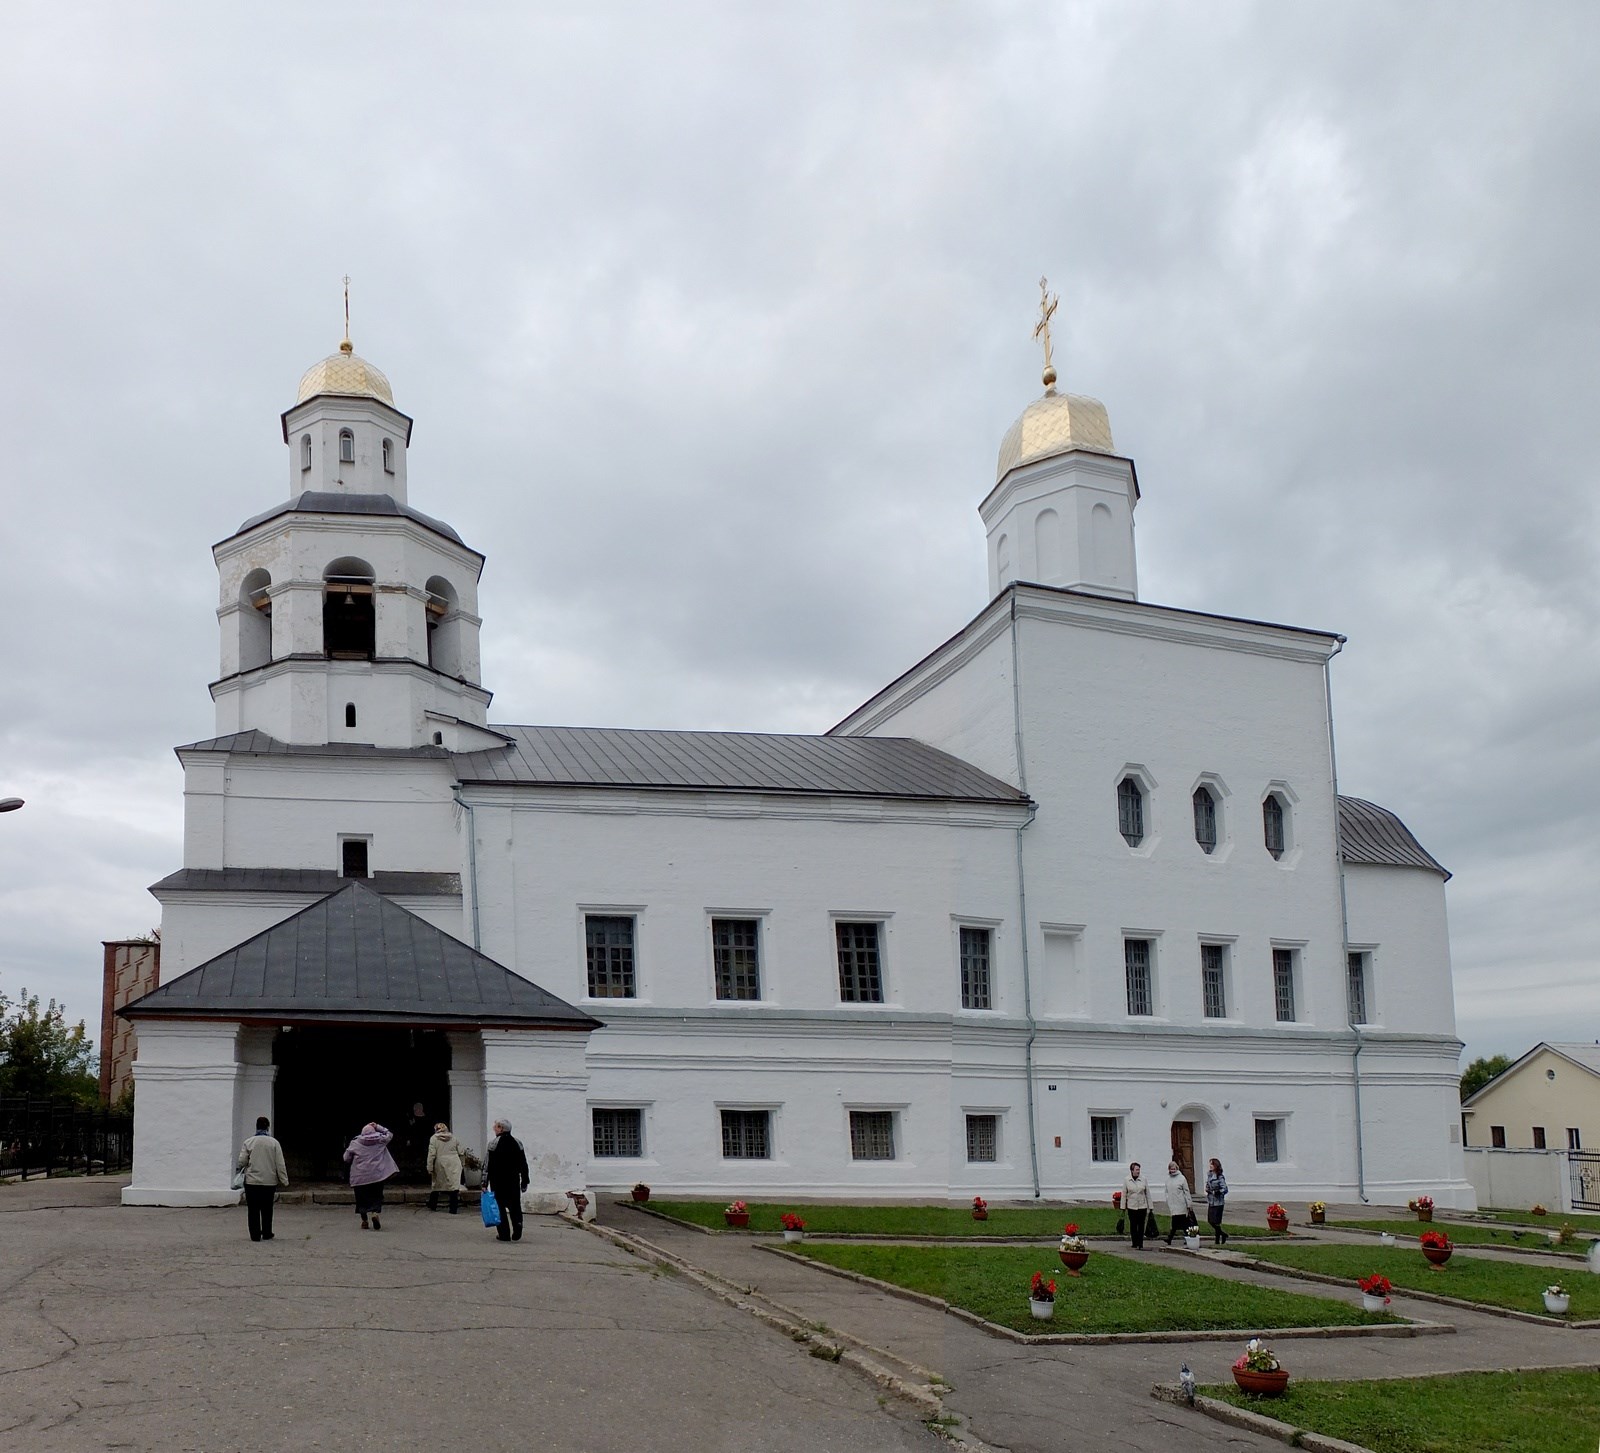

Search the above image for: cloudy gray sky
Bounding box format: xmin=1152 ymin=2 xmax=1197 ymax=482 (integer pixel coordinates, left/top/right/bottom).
xmin=1 ymin=3 xmax=1595 ymax=1067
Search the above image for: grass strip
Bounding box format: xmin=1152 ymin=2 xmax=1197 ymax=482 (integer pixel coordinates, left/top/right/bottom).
xmin=1241 ymin=1242 xmax=1595 ymax=1318
xmin=789 ymin=1241 xmax=1392 ymax=1335
xmin=645 ymin=1200 xmax=1275 ymax=1239
xmin=1204 ymin=1367 xmax=1600 ymax=1453
xmin=1467 ymin=1206 xmax=1600 ymax=1233
xmin=1331 ymin=1218 xmax=1589 ymax=1256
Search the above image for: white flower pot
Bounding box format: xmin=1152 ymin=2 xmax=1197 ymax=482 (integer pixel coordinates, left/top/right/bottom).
xmin=1379 ymin=1233 xmax=1395 ymax=1246
xmin=1029 ymin=1298 xmax=1055 ymax=1320
xmin=1587 ymin=1241 xmax=1600 ymax=1274
xmin=1184 ymin=1233 xmax=1201 ymax=1250
xmin=1543 ymin=1292 xmax=1570 ymax=1315
xmin=1361 ymin=1293 xmax=1389 ymax=1313
xmin=783 ymin=1229 xmax=804 ymax=1243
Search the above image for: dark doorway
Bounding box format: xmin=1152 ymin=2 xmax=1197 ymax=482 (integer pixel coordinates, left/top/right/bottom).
xmin=273 ymin=1026 xmax=451 ymax=1183
xmin=1171 ymin=1121 xmax=1196 ymax=1191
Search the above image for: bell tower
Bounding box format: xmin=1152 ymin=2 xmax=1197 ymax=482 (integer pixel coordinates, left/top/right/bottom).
xmin=209 ymin=325 xmax=497 ymax=751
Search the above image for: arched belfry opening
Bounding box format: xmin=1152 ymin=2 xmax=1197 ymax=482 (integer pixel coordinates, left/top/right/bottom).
xmin=239 ymin=568 xmax=273 ymax=672
xmin=323 ymin=557 xmax=376 ymax=661
xmin=425 ymin=575 xmax=462 ymax=677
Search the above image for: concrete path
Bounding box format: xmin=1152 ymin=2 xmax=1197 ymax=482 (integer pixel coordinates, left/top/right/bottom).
xmin=0 ymin=1178 xmax=940 ymax=1453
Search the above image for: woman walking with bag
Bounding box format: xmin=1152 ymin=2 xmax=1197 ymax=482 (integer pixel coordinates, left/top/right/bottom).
xmin=343 ymin=1122 xmax=399 ymax=1231
xmin=1163 ymin=1160 xmax=1196 ymax=1244
xmin=1205 ymin=1157 xmax=1229 ymax=1245
xmin=1122 ymin=1162 xmax=1152 ymax=1249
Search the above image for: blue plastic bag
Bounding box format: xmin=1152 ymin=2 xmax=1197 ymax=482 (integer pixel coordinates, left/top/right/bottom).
xmin=480 ymin=1188 xmax=501 ymax=1228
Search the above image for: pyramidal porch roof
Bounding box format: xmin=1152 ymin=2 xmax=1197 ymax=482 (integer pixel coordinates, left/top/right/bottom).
xmin=121 ymin=880 xmax=600 ymax=1031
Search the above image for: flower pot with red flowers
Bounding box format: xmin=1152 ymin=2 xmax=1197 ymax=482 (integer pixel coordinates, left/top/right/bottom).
xmin=1028 ymin=1271 xmax=1056 ymax=1320
xmin=630 ymin=1182 xmax=651 ymax=1203
xmin=780 ymin=1212 xmax=806 ymax=1244
xmin=971 ymin=1195 xmax=989 ymax=1222
xmin=1419 ymin=1229 xmax=1452 ymax=1266
xmin=1058 ymin=1225 xmax=1089 ymax=1273
xmin=1231 ymin=1339 xmax=1287 ymax=1396
xmin=1358 ymin=1272 xmax=1392 ymax=1313
xmin=724 ymin=1199 xmax=750 ymax=1229
xmin=1410 ymin=1195 xmax=1434 ymax=1223
xmin=1265 ymin=1202 xmax=1289 ymax=1233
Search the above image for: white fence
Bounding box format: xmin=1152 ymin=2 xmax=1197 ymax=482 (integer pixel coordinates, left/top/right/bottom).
xmin=1462 ymin=1147 xmax=1572 ymax=1214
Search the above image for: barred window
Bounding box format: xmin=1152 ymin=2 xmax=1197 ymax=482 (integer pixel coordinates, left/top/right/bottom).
xmin=1193 ymin=786 xmax=1217 ymax=853
xmin=720 ymin=1109 xmax=771 ymax=1159
xmin=1254 ymin=1117 xmax=1280 ymax=1163
xmin=586 ymin=915 xmax=636 ymax=998
xmin=1117 ymin=776 xmax=1145 ymax=846
xmin=1263 ymin=794 xmax=1286 ymax=859
xmin=959 ymin=925 xmax=992 ymax=1010
xmin=965 ymin=1114 xmax=998 ymax=1163
xmin=713 ymin=918 xmax=761 ymax=1001
xmin=849 ymin=1110 xmax=895 ymax=1160
xmin=593 ymin=1107 xmax=642 ymax=1158
xmin=1201 ymin=943 xmax=1227 ymax=1019
xmin=1272 ymin=948 xmax=1296 ymax=1022
xmin=836 ymin=922 xmax=884 ymax=1003
xmin=1090 ymin=1115 xmax=1120 ymax=1162
xmin=1124 ymin=939 xmax=1153 ymax=1016
xmin=1346 ymin=952 xmax=1369 ymax=1025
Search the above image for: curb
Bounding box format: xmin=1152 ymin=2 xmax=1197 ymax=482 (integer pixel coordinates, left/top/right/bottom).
xmin=1150 ymin=1383 xmax=1376 ymax=1452
xmin=762 ymin=1246 xmax=1453 ymax=1345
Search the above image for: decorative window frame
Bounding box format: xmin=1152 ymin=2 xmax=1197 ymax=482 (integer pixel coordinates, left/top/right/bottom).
xmin=1088 ymin=1111 xmax=1126 ymax=1163
xmin=1198 ymin=935 xmax=1237 ymax=1021
xmin=337 ymin=833 xmax=372 ymax=879
xmin=705 ymin=909 xmax=770 ymax=1005
xmin=1269 ymin=940 xmax=1308 ymax=1025
xmin=845 ymin=1103 xmax=908 ymax=1163
xmin=589 ymin=1101 xmax=652 ymax=1162
xmin=715 ymin=1103 xmax=781 ymax=1162
xmin=1261 ymin=781 xmax=1301 ymax=868
xmin=338 ymin=427 xmax=355 ymax=464
xmin=830 ymin=911 xmax=894 ymax=1006
xmin=579 ymin=904 xmax=647 ymax=1003
xmin=1346 ymin=943 xmax=1377 ymax=1026
xmin=1039 ymin=921 xmax=1088 ymax=1019
xmin=1253 ymin=1113 xmax=1289 ymax=1165
xmin=1122 ymin=930 xmax=1164 ymax=1019
xmin=952 ymin=915 xmax=1002 ymax=1013
xmin=1114 ymin=763 xmax=1159 ymax=857
xmin=1190 ymin=772 xmax=1232 ymax=862
xmin=962 ymin=1106 xmax=1006 ymax=1166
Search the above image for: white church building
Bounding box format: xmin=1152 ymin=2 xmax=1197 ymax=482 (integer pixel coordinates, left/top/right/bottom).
xmin=120 ymin=323 xmax=1473 ymax=1211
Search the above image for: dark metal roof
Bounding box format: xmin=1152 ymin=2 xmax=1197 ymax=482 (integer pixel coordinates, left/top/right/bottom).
xmin=452 ymin=724 xmax=1031 ymax=804
xmin=151 ymin=868 xmax=461 ymax=897
xmin=122 ymin=880 xmax=599 ymax=1029
xmin=176 ymin=730 xmax=451 ymax=760
xmin=1338 ymin=796 xmax=1449 ymax=880
xmin=224 ymin=492 xmax=471 ymax=550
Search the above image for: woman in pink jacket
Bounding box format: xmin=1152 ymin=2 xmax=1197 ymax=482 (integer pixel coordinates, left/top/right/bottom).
xmin=343 ymin=1122 xmax=399 ymax=1231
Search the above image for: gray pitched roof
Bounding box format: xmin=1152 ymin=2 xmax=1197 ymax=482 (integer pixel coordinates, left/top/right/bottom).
xmin=1337 ymin=796 xmax=1449 ymax=879
xmin=122 ymin=880 xmax=598 ymax=1030
xmin=452 ymin=724 xmax=1030 ymax=803
xmin=151 ymin=868 xmax=461 ymax=897
xmin=176 ymin=730 xmax=450 ymax=760
xmin=225 ymin=491 xmax=472 ymax=550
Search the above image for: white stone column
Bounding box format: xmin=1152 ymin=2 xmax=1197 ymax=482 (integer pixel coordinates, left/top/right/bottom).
xmin=236 ymin=1026 xmax=278 ymax=1146
xmin=446 ymin=1030 xmax=488 ymax=1173
xmin=481 ymin=1028 xmax=594 ymax=1215
xmin=122 ymin=1021 xmax=244 ymax=1207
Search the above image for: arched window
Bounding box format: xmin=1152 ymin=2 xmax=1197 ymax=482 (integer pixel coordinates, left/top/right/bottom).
xmin=339 ymin=429 xmax=355 ymax=464
xmin=238 ymin=568 xmax=272 ymax=672
xmin=1117 ymin=776 xmax=1145 ymax=846
xmin=996 ymin=533 xmax=1012 ymax=586
xmin=1263 ymin=794 xmax=1286 ymax=859
xmin=300 ymin=434 xmax=312 ymax=471
xmin=344 ymin=703 xmax=357 ymax=728
xmin=1193 ymin=786 xmax=1217 ymax=853
xmin=381 ymin=438 xmax=394 ymax=473
xmin=425 ymin=575 xmax=462 ymax=676
xmin=323 ymin=556 xmax=376 ymax=661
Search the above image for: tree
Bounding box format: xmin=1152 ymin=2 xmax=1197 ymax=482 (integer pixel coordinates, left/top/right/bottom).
xmin=1460 ymin=1053 xmax=1513 ymax=1103
xmin=0 ymin=986 xmax=98 ymax=1104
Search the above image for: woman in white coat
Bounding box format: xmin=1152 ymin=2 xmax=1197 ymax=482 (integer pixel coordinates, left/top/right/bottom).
xmin=1122 ymin=1162 xmax=1152 ymax=1249
xmin=426 ymin=1122 xmax=465 ymax=1214
xmin=1163 ymin=1160 xmax=1196 ymax=1245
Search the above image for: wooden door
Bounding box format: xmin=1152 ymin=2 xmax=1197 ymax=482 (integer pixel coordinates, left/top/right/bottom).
xmin=1171 ymin=1122 xmax=1195 ymax=1191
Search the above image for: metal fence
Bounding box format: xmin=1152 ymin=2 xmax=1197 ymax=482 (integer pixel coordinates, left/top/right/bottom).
xmin=1569 ymin=1149 xmax=1600 ymax=1211
xmin=0 ymin=1098 xmax=133 ymax=1181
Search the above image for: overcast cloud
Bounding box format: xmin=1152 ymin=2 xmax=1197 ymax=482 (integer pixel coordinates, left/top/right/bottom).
xmin=1 ymin=3 xmax=1595 ymax=1067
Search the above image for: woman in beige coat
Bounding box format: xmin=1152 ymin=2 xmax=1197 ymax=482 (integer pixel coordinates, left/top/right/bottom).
xmin=426 ymin=1123 xmax=465 ymax=1214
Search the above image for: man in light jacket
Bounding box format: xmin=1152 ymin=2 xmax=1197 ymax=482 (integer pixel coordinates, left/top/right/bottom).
xmin=238 ymin=1116 xmax=289 ymax=1242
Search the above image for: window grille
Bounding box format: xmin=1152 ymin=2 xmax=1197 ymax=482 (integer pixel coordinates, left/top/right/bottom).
xmin=1346 ymin=952 xmax=1368 ymax=1025
xmin=1117 ymin=777 xmax=1145 ymax=846
xmin=1192 ymin=786 xmax=1217 ymax=853
xmin=849 ymin=1110 xmax=895 ymax=1160
xmin=1533 ymin=1126 xmax=1547 ymax=1150
xmin=586 ymin=915 xmax=637 ymax=998
xmin=713 ymin=918 xmax=761 ymax=1000
xmin=836 ymin=922 xmax=884 ymax=1003
xmin=959 ymin=926 xmax=992 ymax=1010
xmin=1273 ymin=948 xmax=1296 ymax=1022
xmin=720 ymin=1109 xmax=771 ymax=1159
xmin=966 ymin=1114 xmax=998 ymax=1163
xmin=1255 ymin=1118 xmax=1280 ymax=1163
xmin=592 ymin=1107 xmax=642 ymax=1158
xmin=339 ymin=429 xmax=355 ymax=464
xmin=1090 ymin=1116 xmax=1119 ymax=1162
xmin=1201 ymin=944 xmax=1226 ymax=1018
xmin=1124 ymin=939 xmax=1153 ymax=1016
xmin=1263 ymin=795 xmax=1285 ymax=858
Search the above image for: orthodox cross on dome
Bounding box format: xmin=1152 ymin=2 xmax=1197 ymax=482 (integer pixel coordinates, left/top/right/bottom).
xmin=340 ymin=275 xmax=353 ymax=356
xmin=1033 ymin=276 xmax=1059 ymax=389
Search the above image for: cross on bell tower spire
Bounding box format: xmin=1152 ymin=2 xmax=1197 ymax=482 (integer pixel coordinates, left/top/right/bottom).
xmin=341 ymin=275 xmax=353 ymax=356
xmin=1033 ymin=276 xmax=1059 ymax=390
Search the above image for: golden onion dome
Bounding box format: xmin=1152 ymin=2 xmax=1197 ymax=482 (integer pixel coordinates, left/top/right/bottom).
xmin=296 ymin=340 xmax=394 ymax=405
xmin=995 ymin=386 xmax=1115 ymax=483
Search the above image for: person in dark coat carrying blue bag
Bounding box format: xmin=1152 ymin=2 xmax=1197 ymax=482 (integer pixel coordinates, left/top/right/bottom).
xmin=484 ymin=1118 xmax=530 ymax=1243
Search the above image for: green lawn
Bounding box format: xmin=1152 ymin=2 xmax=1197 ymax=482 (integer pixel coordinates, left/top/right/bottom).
xmin=643 ymin=1200 xmax=1276 ymax=1239
xmin=788 ymin=1242 xmax=1394 ymax=1334
xmin=1206 ymin=1367 xmax=1600 ymax=1453
xmin=1330 ymin=1219 xmax=1589 ymax=1256
xmin=1241 ymin=1243 xmax=1594 ymax=1318
xmin=1466 ymin=1206 xmax=1600 ymax=1234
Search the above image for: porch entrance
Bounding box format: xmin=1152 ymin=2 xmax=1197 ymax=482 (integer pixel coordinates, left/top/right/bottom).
xmin=272 ymin=1026 xmax=451 ymax=1184
xmin=1171 ymin=1121 xmax=1196 ymax=1191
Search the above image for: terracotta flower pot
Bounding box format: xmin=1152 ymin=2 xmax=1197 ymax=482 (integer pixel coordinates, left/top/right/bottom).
xmin=1310 ymin=1211 xmax=1325 ymax=1225
xmin=724 ymin=1212 xmax=750 ymax=1229
xmin=1267 ymin=1216 xmax=1289 ymax=1233
xmin=972 ymin=1209 xmax=988 ymax=1221
xmin=1232 ymin=1368 xmax=1289 ymax=1397
xmin=631 ymin=1186 xmax=650 ymax=1202
xmin=1059 ymin=1249 xmax=1089 ymax=1273
xmin=1421 ymin=1244 xmax=1451 ymax=1266
xmin=1416 ymin=1207 xmax=1433 ymax=1222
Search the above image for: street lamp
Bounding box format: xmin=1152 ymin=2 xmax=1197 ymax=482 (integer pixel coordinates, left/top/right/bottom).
xmin=0 ymin=798 xmax=22 ymax=813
